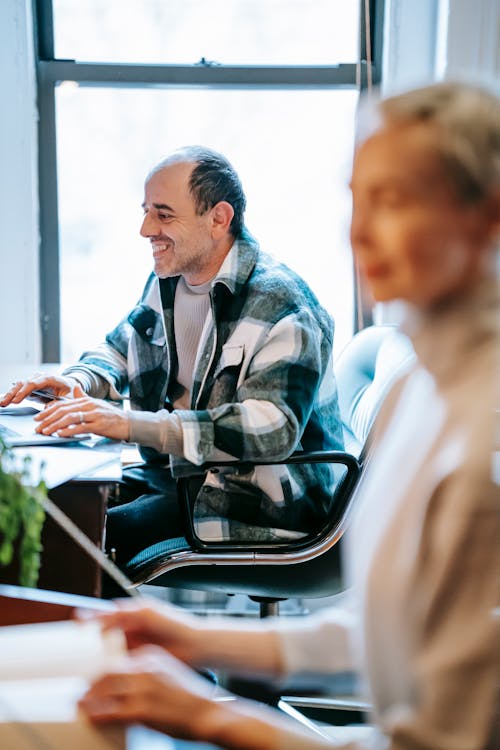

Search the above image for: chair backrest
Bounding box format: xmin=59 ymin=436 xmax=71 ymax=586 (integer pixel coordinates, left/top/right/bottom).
xmin=335 ymin=325 xmax=416 ymax=456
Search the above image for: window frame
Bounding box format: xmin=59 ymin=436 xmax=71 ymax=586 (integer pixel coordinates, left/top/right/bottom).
xmin=33 ymin=0 xmax=384 ymax=362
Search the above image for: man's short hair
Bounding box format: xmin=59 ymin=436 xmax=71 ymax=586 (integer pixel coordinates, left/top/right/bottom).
xmin=154 ymin=146 xmax=247 ymax=238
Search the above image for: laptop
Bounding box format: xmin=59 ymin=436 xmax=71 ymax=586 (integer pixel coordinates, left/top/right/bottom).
xmin=0 ymin=403 xmax=121 ymax=488
xmin=0 ymin=404 xmax=91 ymax=447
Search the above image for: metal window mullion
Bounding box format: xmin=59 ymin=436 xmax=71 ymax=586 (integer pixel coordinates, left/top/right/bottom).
xmin=38 ymin=61 xmax=363 ymax=88
xmin=371 ymin=0 xmax=386 ymax=85
xmin=353 ymin=0 xmax=386 ymax=332
xmin=33 ymin=0 xmax=54 ymax=59
xmin=33 ymin=0 xmax=61 ymax=361
xmin=37 ymin=80 xmax=60 ymax=363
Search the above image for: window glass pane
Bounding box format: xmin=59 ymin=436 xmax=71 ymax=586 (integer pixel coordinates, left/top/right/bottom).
xmin=53 ymin=0 xmax=360 ymax=65
xmin=56 ymin=85 xmax=356 ymax=363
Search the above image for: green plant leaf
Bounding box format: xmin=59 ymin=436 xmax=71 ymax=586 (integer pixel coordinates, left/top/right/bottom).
xmin=0 ymin=436 xmax=46 ymax=586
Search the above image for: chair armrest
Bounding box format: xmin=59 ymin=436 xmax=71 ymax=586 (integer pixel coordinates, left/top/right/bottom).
xmin=199 ymin=450 xmax=360 ymax=472
xmin=178 ymin=450 xmax=361 ymax=553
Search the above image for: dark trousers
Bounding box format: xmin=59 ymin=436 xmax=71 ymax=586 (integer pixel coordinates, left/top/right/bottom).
xmin=105 ymin=463 xmax=185 ymax=566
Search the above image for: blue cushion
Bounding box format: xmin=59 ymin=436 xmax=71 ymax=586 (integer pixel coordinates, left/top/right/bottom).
xmin=125 ymin=537 xmax=191 ymax=569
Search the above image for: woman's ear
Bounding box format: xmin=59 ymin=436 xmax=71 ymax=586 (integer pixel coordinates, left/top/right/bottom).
xmin=463 ymin=187 xmax=500 ymax=250
xmin=487 ymin=187 xmax=500 ymax=235
xmin=478 ymin=188 xmax=500 ymax=248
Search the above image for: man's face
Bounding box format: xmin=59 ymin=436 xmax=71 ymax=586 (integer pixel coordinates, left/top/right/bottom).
xmin=140 ymin=161 xmax=216 ymax=283
xmin=349 ymin=122 xmax=491 ymax=308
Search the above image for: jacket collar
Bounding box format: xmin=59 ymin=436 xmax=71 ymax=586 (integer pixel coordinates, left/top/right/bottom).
xmin=211 ymin=230 xmax=260 ymax=298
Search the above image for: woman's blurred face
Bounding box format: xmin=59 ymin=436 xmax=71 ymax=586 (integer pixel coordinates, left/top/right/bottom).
xmin=350 ymin=121 xmax=494 ymax=308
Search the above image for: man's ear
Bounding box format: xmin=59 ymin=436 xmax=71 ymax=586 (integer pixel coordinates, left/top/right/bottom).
xmin=211 ymin=201 xmax=234 ymax=238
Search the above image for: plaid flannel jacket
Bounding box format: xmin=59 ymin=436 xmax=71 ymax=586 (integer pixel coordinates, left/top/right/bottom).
xmin=67 ymin=235 xmax=344 ymax=541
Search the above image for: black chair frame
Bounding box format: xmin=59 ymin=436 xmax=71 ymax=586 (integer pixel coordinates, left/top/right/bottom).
xmin=124 ymin=450 xmax=361 ymax=606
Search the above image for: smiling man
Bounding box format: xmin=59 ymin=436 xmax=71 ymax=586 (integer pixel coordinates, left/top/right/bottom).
xmin=2 ymin=146 xmax=343 ymax=563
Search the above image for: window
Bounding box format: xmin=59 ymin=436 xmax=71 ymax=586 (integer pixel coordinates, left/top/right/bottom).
xmin=35 ymin=0 xmax=384 ymax=362
xmin=53 ymin=0 xmax=360 ymax=65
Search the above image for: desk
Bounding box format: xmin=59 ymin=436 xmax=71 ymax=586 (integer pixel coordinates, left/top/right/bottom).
xmin=1 ymin=366 xmax=124 ymax=596
xmin=0 ymin=586 xmax=221 ymax=749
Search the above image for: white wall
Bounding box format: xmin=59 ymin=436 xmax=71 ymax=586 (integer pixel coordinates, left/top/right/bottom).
xmin=383 ymin=0 xmax=500 ymax=89
xmin=0 ymin=0 xmax=498 ymax=364
xmin=382 ymin=0 xmax=439 ymax=92
xmin=440 ymin=0 xmax=500 ymax=82
xmin=0 ymin=0 xmax=39 ymax=365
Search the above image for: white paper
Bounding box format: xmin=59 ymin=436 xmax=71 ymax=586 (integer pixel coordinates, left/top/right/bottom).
xmin=0 ymin=620 xmax=126 ymax=681
xmin=0 ymin=621 xmax=129 ymax=748
xmin=0 ymin=677 xmax=87 ymax=721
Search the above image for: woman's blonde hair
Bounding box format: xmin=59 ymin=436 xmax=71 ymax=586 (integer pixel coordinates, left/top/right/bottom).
xmin=376 ymin=82 xmax=500 ymax=204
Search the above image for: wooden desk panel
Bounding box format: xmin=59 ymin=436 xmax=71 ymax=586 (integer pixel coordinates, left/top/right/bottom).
xmin=0 ymin=584 xmax=112 ymax=625
xmin=40 ymin=480 xmax=110 ymax=597
xmin=0 ymin=478 xmax=114 ymax=598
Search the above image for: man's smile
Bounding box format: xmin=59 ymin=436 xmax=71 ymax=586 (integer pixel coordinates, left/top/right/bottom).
xmin=152 ymin=241 xmax=173 ymax=257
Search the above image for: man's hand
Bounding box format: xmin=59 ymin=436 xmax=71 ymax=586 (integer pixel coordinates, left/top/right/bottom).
xmin=0 ymin=374 xmax=79 ymax=406
xmin=34 ymin=384 xmax=130 ymax=441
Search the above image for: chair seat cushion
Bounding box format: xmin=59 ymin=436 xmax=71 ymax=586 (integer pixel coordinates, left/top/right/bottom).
xmin=125 ymin=537 xmax=191 ymax=574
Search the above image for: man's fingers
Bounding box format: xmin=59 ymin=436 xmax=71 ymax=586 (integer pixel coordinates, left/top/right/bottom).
xmin=33 ymin=397 xmax=129 ymax=440
xmin=0 ymin=375 xmax=70 ymax=406
xmin=0 ymin=381 xmax=27 ymax=405
xmin=35 ymin=404 xmax=92 ymax=434
xmin=34 ymin=395 xmax=91 ymax=424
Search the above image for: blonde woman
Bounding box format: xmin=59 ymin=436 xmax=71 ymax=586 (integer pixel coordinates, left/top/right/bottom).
xmin=80 ymin=81 xmax=500 ymax=750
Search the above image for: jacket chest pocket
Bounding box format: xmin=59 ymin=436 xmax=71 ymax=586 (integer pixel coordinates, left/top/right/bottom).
xmin=206 ymin=344 xmax=245 ymax=407
xmin=128 ymin=304 xmax=166 ymax=346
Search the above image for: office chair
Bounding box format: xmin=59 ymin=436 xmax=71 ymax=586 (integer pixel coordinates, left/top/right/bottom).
xmin=122 ymin=325 xmax=416 ymax=616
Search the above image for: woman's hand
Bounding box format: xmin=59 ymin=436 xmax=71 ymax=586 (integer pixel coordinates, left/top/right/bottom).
xmin=79 ymin=647 xmax=283 ymax=750
xmin=77 ymin=598 xmax=206 ymax=666
xmin=79 ymin=646 xmax=324 ymax=750
xmin=34 ymin=384 xmax=130 ymax=441
xmin=78 ymin=647 xmax=223 ymax=740
xmin=76 ymin=596 xmax=284 ymax=676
